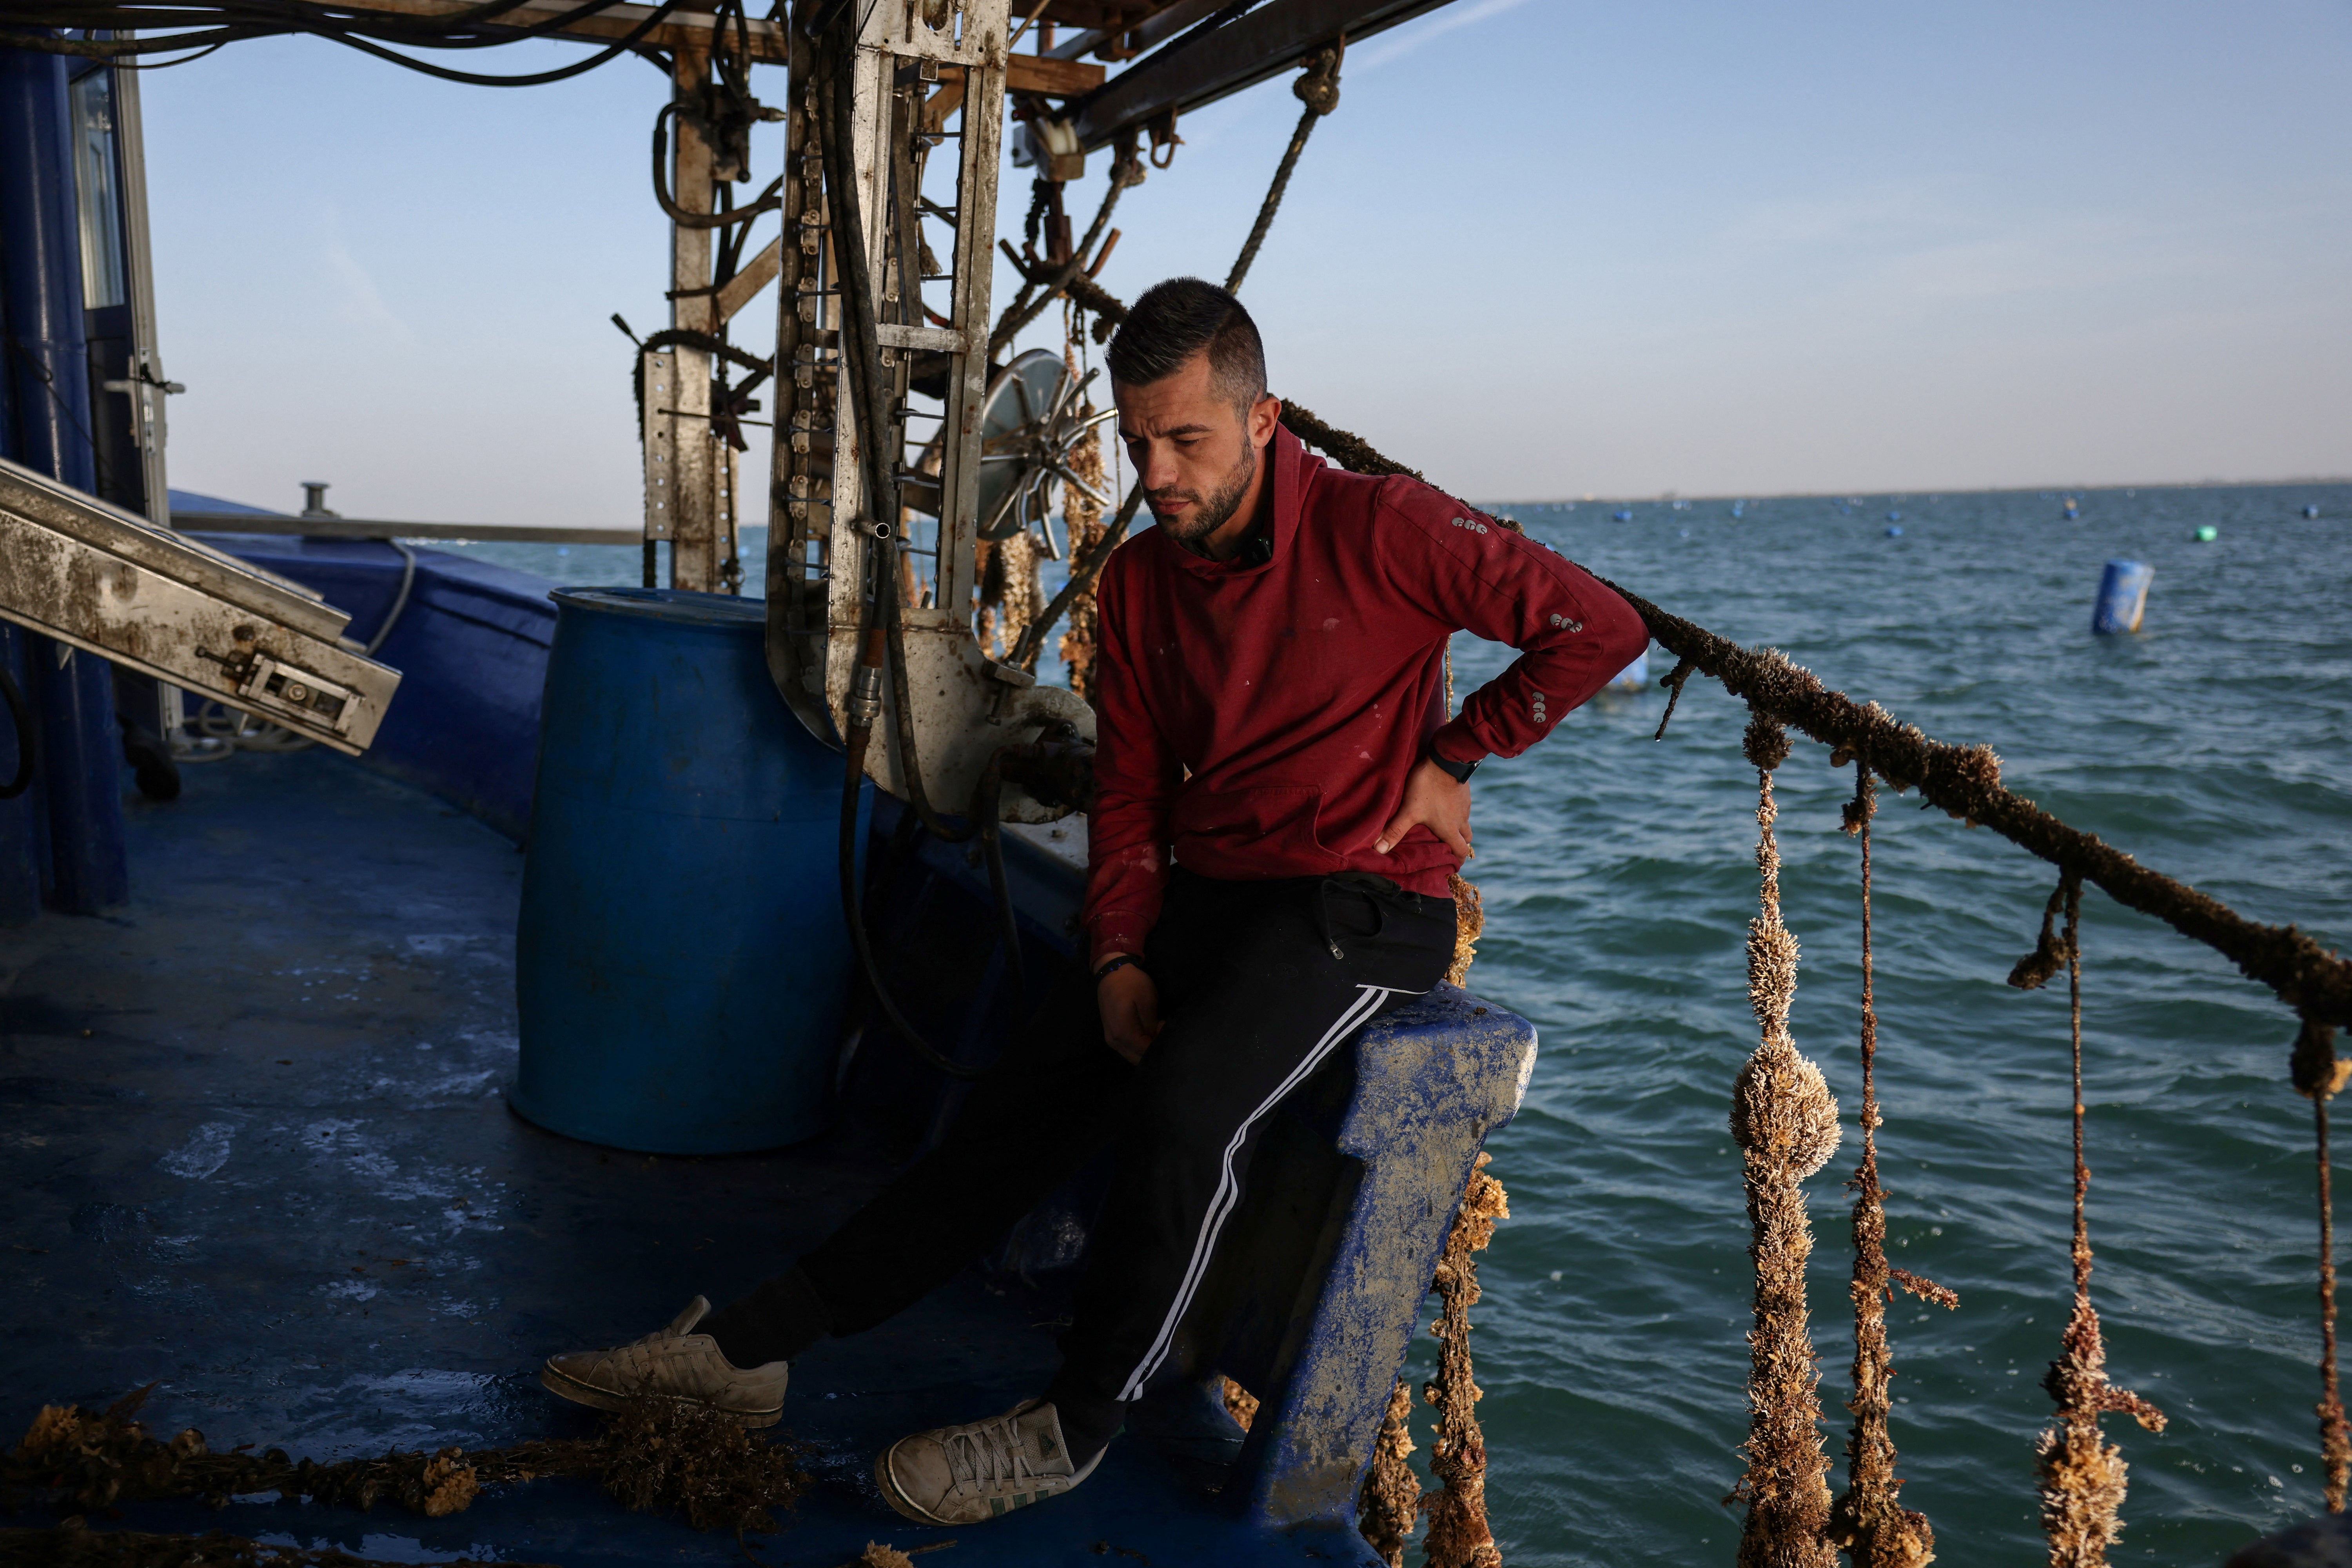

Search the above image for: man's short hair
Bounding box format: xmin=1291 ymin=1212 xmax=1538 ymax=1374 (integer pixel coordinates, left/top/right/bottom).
xmin=1106 ymin=277 xmax=1267 ymax=411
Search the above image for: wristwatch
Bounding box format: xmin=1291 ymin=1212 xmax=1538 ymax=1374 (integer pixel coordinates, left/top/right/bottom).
xmin=1429 ymin=749 xmax=1480 ymax=785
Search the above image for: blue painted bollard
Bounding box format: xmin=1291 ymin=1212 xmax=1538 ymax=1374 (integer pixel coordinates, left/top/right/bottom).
xmin=513 ymin=588 xmax=865 ymax=1154
xmin=1611 ymin=647 xmax=1651 ymax=690
xmin=2091 ymin=559 xmax=2154 ymax=635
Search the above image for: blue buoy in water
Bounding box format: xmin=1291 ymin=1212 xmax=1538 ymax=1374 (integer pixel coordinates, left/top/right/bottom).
xmin=2306 ymin=505 xmax=2322 ymax=519
xmin=1884 ymin=524 xmax=1903 ymax=537
xmin=2091 ymin=559 xmax=2154 ymax=634
xmin=1886 ymin=510 xmax=1902 ymax=523
xmin=2194 ymin=525 xmax=2218 ymax=543
xmin=1613 ymin=508 xmax=1634 ymax=522
xmin=513 ymin=588 xmax=867 ymax=1154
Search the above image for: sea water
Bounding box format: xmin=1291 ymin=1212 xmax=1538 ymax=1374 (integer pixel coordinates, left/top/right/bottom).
xmin=443 ymin=481 xmax=2351 ymax=1564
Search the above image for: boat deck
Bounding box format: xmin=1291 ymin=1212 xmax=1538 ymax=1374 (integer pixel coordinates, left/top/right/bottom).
xmin=0 ymin=748 xmax=1374 ymax=1565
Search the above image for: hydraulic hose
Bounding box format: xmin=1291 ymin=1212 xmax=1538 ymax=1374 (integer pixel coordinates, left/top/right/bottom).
xmin=838 ymin=620 xmax=986 ymax=1081
xmin=652 ymin=103 xmax=785 ymax=229
xmin=365 ymin=540 xmax=419 ymax=656
xmin=975 ymin=753 xmax=1028 ymax=1005
xmin=0 ymin=658 xmax=34 ymax=800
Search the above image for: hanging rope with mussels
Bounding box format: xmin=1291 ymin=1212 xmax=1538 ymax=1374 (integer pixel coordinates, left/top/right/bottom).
xmin=2006 ymin=877 xmax=2167 ymax=1565
xmin=24 ymin=17 xmax=2345 ymax=1567
xmin=1828 ymin=764 xmax=1954 ymax=1568
xmin=1000 ymin=42 xmax=2352 ymax=1557
xmin=1725 ymin=713 xmax=1842 ymax=1568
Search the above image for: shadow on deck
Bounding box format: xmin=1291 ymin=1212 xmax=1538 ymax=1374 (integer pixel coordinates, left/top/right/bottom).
xmin=0 ymin=749 xmax=1377 ymax=1565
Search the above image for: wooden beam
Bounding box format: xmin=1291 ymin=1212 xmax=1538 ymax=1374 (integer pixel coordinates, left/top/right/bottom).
xmin=352 ymin=0 xmax=789 ymax=63
xmin=712 ymin=236 xmax=782 ymax=327
xmin=924 ymin=56 xmax=1100 ymax=131
xmin=1008 ymin=53 xmax=1106 ymax=95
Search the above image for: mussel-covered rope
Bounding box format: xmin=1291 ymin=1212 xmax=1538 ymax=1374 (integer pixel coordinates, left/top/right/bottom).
xmin=2023 ymin=876 xmax=2165 ymax=1568
xmin=1726 ymin=713 xmax=1842 ymax=1568
xmin=0 ymin=1385 xmax=811 ymax=1537
xmin=2291 ymin=1014 xmax=2352 ymax=1510
xmin=1266 ymin=404 xmax=2352 ymax=1034
xmin=1827 ymin=764 xmax=1951 ymax=1568
xmin=1421 ymin=1151 xmax=1510 ymax=1568
xmin=1358 ymin=1374 xmax=1422 ymax=1568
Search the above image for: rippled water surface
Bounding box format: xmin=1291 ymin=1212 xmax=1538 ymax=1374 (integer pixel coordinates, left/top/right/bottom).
xmin=452 ymin=481 xmax=2352 ymax=1565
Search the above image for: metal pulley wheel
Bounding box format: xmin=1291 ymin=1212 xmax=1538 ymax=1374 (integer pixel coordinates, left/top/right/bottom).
xmin=972 ymin=348 xmax=1116 ymax=559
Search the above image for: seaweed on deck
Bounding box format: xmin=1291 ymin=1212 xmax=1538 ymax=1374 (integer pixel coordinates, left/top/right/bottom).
xmin=2 ymin=1383 xmax=812 ymax=1537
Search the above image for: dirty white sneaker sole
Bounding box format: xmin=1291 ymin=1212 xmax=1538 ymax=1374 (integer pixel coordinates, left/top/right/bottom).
xmin=538 ymin=1295 xmax=788 ymax=1428
xmin=874 ymin=1399 xmax=1104 ymax=1525
xmin=535 ymin=1364 xmax=785 ymax=1428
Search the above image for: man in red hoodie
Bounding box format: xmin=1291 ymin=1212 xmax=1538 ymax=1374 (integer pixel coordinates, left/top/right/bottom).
xmin=538 ymin=278 xmax=1648 ymax=1526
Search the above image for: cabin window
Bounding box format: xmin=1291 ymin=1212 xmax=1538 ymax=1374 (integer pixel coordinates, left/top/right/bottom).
xmin=70 ymin=67 xmax=128 ymax=310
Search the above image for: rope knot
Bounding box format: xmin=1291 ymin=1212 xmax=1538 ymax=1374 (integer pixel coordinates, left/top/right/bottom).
xmin=1108 ymin=127 xmax=1148 ymax=189
xmin=1294 ymin=43 xmax=1343 ymax=115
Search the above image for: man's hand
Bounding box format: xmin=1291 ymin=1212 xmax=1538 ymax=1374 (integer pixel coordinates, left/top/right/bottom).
xmin=1376 ymin=757 xmax=1474 ymax=860
xmin=1097 ymin=958 xmax=1162 ymax=1066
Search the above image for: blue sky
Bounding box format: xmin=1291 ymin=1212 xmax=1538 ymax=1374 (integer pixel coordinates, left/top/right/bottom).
xmin=138 ymin=0 xmax=2350 ymax=524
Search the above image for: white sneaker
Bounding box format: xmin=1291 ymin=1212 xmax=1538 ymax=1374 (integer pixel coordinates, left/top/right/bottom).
xmin=538 ymin=1296 xmax=789 ymax=1427
xmin=875 ymin=1399 xmax=1104 ymax=1525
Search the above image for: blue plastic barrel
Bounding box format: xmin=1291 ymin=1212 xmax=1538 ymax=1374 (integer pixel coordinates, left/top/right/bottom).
xmin=512 ymin=588 xmax=866 ymax=1154
xmin=2091 ymin=560 xmax=2154 ymax=635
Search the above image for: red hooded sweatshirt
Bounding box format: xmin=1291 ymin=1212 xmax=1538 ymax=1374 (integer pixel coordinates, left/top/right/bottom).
xmin=1081 ymin=425 xmax=1648 ymax=969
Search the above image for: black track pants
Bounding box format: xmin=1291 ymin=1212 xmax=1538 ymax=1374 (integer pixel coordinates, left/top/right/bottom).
xmin=769 ymin=869 xmax=1456 ymax=1429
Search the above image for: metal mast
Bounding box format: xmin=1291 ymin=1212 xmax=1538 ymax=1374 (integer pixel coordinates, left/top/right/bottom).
xmin=766 ymin=0 xmax=1093 ymax=822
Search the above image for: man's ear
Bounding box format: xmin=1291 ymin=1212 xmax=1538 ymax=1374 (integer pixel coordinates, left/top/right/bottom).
xmin=1249 ymin=394 xmax=1283 ymax=450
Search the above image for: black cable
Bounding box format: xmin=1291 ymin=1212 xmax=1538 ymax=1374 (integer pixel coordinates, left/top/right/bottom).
xmin=975 ymin=755 xmax=1028 ymax=1004
xmin=838 ymin=664 xmax=987 ymax=1081
xmin=653 ymin=105 xmax=786 ymax=228
xmin=320 ymin=6 xmax=681 ymax=87
xmin=4 ymin=0 xmax=668 ymax=81
xmin=0 ymin=659 xmax=35 ymax=801
xmin=4 ymin=0 xmax=686 ymax=84
xmin=111 ymin=38 xmax=235 ymax=69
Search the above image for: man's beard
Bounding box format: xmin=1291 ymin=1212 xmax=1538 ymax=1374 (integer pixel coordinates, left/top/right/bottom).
xmin=1149 ymin=442 xmax=1256 ymax=552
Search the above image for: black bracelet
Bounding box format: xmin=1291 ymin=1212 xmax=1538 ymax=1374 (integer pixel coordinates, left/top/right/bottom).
xmin=1429 ymin=750 xmax=1480 ymax=784
xmin=1095 ymin=955 xmax=1145 ymax=982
